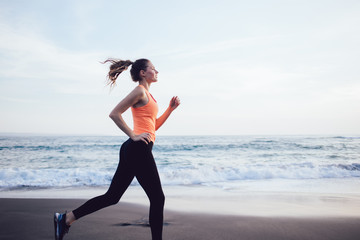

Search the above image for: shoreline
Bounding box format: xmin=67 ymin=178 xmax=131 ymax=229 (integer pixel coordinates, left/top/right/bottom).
xmin=1 ymin=198 xmax=360 ymax=240
xmin=2 ymin=183 xmax=360 ymax=217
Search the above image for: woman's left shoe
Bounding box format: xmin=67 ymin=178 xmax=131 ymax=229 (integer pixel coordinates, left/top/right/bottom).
xmin=54 ymin=212 xmax=70 ymax=240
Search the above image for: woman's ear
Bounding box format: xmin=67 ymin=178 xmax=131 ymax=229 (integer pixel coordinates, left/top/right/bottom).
xmin=140 ymin=69 xmax=145 ymax=78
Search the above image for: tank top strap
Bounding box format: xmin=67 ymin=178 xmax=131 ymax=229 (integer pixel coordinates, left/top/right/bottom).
xmin=138 ymin=85 xmax=157 ymax=103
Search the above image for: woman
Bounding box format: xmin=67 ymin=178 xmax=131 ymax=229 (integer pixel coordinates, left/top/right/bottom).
xmin=54 ymin=58 xmax=180 ymax=240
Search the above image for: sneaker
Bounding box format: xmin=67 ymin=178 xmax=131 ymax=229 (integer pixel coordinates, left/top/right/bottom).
xmin=54 ymin=212 xmax=70 ymax=240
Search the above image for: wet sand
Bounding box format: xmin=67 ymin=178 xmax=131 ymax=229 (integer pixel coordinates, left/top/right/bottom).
xmin=1 ymin=198 xmax=360 ymax=240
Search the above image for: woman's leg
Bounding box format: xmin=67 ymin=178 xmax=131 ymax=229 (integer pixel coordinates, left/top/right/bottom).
xmin=135 ymin=142 xmax=165 ymax=240
xmin=71 ymin=139 xmax=135 ymax=220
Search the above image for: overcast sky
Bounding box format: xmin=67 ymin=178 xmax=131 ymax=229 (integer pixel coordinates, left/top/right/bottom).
xmin=1 ymin=0 xmax=359 ymax=136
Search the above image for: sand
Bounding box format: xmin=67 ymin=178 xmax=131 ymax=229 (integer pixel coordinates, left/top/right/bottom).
xmin=1 ymin=198 xmax=360 ymax=240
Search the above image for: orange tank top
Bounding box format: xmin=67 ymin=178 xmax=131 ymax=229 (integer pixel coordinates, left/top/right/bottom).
xmin=131 ymin=85 xmax=158 ymax=142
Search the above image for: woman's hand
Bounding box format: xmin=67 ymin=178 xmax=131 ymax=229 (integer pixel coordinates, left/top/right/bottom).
xmin=131 ymin=132 xmax=152 ymax=144
xmin=169 ymin=96 xmax=180 ymax=112
xmin=155 ymin=96 xmax=181 ymax=131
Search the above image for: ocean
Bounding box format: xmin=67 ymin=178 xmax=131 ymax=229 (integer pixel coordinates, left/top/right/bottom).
xmin=1 ymin=135 xmax=359 ymax=192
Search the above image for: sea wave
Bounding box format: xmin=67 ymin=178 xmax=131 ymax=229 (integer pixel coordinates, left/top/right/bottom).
xmin=1 ymin=162 xmax=360 ymax=190
xmin=1 ymin=135 xmax=360 ymax=191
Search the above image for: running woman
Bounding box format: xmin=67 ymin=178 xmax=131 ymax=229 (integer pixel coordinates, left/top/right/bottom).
xmin=54 ymin=58 xmax=180 ymax=240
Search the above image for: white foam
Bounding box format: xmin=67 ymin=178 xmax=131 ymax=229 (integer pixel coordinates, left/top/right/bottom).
xmin=1 ymin=162 xmax=360 ymax=190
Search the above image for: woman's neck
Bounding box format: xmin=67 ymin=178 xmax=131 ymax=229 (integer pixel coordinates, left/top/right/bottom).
xmin=139 ymin=80 xmax=151 ymax=91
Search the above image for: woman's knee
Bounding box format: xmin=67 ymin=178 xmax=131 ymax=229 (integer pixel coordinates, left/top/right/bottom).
xmin=104 ymin=191 xmax=121 ymax=205
xmin=152 ymin=192 xmax=165 ymax=207
xmin=159 ymin=192 xmax=165 ymax=206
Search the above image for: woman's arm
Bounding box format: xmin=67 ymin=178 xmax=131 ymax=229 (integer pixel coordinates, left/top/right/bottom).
xmin=109 ymin=86 xmax=152 ymax=144
xmin=155 ymin=96 xmax=180 ymax=130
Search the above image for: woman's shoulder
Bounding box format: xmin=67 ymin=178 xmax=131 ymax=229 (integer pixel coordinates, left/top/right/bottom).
xmin=130 ymin=85 xmax=148 ymax=108
xmin=132 ymin=85 xmax=146 ymax=96
xmin=129 ymin=85 xmax=147 ymax=100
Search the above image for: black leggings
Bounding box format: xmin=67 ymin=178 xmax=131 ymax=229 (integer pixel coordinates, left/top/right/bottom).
xmin=72 ymin=139 xmax=165 ymax=240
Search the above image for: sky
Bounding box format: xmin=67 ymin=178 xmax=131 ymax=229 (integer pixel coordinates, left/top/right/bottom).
xmin=0 ymin=0 xmax=359 ymax=136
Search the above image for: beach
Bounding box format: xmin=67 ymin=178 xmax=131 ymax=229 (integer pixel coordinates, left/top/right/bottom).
xmin=1 ymin=197 xmax=360 ymax=240
xmin=1 ymin=135 xmax=360 ymax=239
xmin=2 ymin=0 xmax=360 ymax=237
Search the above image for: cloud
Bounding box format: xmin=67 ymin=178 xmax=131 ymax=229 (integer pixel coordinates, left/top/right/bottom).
xmin=0 ymin=18 xmax=107 ymax=96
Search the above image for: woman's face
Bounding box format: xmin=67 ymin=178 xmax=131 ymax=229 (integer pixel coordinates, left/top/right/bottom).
xmin=143 ymin=61 xmax=158 ymax=83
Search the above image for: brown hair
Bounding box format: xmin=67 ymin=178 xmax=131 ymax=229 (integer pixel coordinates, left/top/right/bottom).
xmin=103 ymin=58 xmax=149 ymax=88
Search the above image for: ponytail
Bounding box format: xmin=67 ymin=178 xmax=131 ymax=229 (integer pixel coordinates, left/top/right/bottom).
xmin=103 ymin=59 xmax=133 ymax=88
xmin=103 ymin=58 xmax=150 ymax=88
